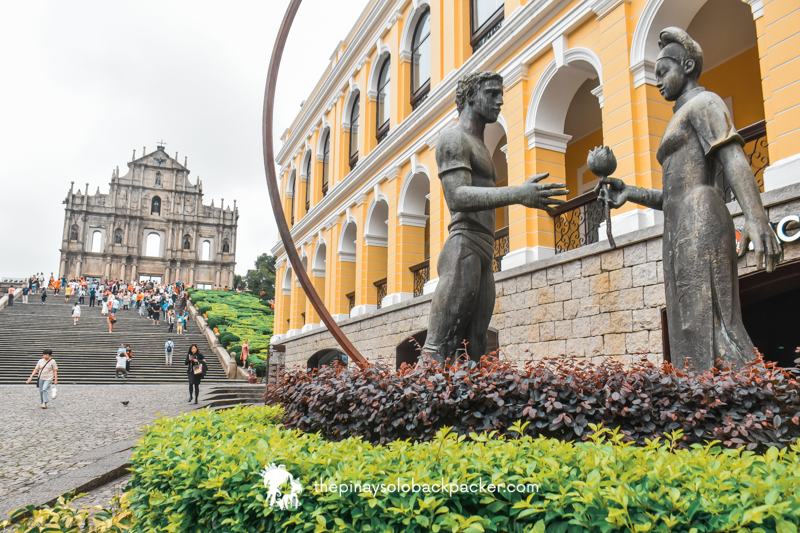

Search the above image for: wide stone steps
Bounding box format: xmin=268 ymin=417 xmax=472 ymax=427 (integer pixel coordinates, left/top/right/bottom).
xmin=0 ymin=297 xmax=231 ymax=384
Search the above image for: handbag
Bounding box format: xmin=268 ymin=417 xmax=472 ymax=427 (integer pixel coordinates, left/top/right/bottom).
xmin=110 ymin=317 xmax=117 ymax=324
xmin=193 ymin=362 xmax=204 ymax=375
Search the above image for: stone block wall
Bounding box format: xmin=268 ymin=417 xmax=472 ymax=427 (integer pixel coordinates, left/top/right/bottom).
xmin=279 ymin=184 xmax=800 ymax=371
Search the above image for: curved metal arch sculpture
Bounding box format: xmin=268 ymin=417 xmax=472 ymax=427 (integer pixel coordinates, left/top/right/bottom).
xmin=262 ymin=0 xmax=367 ymax=368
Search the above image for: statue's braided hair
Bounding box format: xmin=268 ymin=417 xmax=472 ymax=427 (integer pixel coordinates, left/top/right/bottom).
xmin=455 ymin=71 xmax=504 ymax=115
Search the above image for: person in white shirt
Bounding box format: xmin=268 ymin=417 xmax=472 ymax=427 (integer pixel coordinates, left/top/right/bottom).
xmin=72 ymin=303 xmax=81 ymax=325
xmin=26 ymin=349 xmax=58 ymax=408
xmin=165 ymin=339 xmax=175 ymax=365
xmin=115 ymin=351 xmax=129 ymax=379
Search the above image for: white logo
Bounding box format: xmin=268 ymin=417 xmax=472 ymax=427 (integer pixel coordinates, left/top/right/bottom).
xmin=260 ymin=463 xmax=303 ymax=510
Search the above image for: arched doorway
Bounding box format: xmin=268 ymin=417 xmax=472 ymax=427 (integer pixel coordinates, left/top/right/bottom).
xmin=395 ymin=328 xmax=500 ymax=370
xmin=307 ymin=348 xmax=348 ymax=370
xmin=364 ymin=199 xmax=389 ymax=309
xmin=398 ymin=170 xmax=431 ymax=298
xmin=338 ymin=219 xmax=358 ymax=317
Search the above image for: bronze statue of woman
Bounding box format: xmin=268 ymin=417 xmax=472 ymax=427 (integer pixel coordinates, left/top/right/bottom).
xmin=597 ymin=27 xmax=781 ymax=372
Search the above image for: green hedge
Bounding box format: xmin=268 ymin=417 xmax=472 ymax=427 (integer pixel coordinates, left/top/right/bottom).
xmin=187 ymin=289 xmax=274 ymax=354
xmin=127 ymin=406 xmax=800 ymax=533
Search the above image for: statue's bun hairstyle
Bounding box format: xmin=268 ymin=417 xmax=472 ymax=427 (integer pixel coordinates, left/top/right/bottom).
xmin=657 ymin=26 xmax=704 ymax=80
xmin=455 ymin=71 xmax=504 ymax=114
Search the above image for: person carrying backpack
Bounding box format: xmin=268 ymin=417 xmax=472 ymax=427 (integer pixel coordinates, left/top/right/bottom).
xmin=165 ymin=339 xmax=175 ymax=366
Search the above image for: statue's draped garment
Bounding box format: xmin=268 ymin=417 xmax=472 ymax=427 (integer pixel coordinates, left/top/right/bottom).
xmin=657 ymin=86 xmax=755 ymax=369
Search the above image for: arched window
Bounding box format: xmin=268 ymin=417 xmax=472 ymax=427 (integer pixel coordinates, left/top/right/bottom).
xmin=155 ymin=171 xmax=162 ymax=186
xmin=183 ymin=235 xmax=191 ymax=250
xmin=146 ymin=233 xmax=161 ymax=257
xmin=91 ymin=231 xmax=102 ymax=253
xmin=202 ymin=240 xmax=211 ymax=261
xmin=289 ymin=171 xmax=296 ymax=226
xmin=151 ymin=196 xmax=161 ymax=215
xmin=114 ymin=229 xmax=123 ymax=244
xmin=411 ymin=9 xmax=431 ymax=109
xmin=222 ymin=240 xmax=230 ymax=253
xmin=304 ymin=154 xmax=311 ymax=212
xmin=70 ymin=225 xmax=79 ymax=241
xmin=349 ymin=95 xmax=360 ymax=169
xmin=321 ymin=131 xmax=330 ymax=197
xmin=471 ymin=0 xmax=504 ymax=51
xmin=377 ymin=59 xmax=391 ymax=142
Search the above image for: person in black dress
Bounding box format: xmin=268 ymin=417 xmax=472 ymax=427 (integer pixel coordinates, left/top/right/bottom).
xmin=185 ymin=344 xmax=205 ymax=404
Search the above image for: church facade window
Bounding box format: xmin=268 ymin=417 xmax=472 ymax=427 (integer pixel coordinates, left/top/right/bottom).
xmin=114 ymin=229 xmax=123 ymax=244
xmin=70 ymin=225 xmax=79 ymax=241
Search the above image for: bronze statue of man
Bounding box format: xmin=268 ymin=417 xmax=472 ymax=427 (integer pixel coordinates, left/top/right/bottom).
xmin=423 ymin=71 xmax=568 ymax=365
xmin=597 ymin=27 xmax=781 ymax=372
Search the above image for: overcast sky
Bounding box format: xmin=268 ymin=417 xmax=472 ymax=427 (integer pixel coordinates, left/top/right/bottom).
xmin=0 ymin=0 xmax=370 ymax=278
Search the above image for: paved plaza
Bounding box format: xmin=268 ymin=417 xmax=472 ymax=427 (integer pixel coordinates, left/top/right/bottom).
xmin=0 ymin=384 xmax=205 ymax=519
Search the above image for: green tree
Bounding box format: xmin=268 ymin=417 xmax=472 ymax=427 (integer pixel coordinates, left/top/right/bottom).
xmin=233 ymin=274 xmax=244 ymax=290
xmin=245 ymin=253 xmax=276 ymax=301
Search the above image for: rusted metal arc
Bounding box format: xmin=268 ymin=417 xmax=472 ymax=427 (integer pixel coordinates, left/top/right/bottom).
xmin=261 ymin=0 xmax=368 ymax=368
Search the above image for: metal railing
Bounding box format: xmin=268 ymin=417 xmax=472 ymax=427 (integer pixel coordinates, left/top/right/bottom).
xmin=552 ymin=191 xmax=604 ymax=254
xmin=374 ymin=278 xmax=387 ymax=309
xmin=410 ymin=260 xmax=429 ymax=297
xmin=493 ymin=226 xmax=509 ymax=273
xmin=719 ymin=119 xmax=769 ymax=202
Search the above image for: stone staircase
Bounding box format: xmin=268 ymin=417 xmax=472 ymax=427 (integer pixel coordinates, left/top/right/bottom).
xmin=203 ymin=384 xmax=267 ymax=410
xmin=0 ymin=296 xmax=231 ymax=384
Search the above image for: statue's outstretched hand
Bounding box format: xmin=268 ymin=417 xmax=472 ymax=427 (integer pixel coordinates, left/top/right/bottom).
xmin=594 ymin=177 xmax=629 ymax=209
xmin=738 ymin=217 xmax=782 ymax=273
xmin=519 ymin=173 xmax=569 ymax=213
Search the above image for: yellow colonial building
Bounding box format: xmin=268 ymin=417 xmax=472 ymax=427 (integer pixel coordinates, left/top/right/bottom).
xmin=271 ymin=0 xmax=800 ymax=346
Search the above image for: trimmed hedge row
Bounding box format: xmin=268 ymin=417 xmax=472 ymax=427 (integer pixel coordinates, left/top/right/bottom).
xmin=126 ymin=406 xmax=800 ymax=533
xmin=269 ymin=353 xmax=800 ymax=450
xmin=188 ymin=289 xmax=274 ymax=359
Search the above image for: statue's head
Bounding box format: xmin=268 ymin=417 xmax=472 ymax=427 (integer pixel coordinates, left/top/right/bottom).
xmin=655 ymin=27 xmax=704 ymax=101
xmin=455 ymin=71 xmax=504 ymax=123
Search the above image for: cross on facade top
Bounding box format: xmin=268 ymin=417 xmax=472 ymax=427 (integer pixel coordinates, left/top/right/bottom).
xmin=157 ymin=139 xmax=166 ymax=149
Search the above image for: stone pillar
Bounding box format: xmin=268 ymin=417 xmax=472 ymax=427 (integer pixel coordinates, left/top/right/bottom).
xmin=131 ymin=263 xmax=138 ymax=281
xmin=164 ymin=267 xmax=171 ymax=284
xmin=59 ymin=259 xmax=67 ymax=278
xmin=75 ymin=260 xmax=82 ymax=278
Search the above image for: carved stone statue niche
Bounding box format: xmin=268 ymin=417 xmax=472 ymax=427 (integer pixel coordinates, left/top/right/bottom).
xmin=593 ymin=28 xmax=781 ymax=372
xmin=422 ymin=71 xmax=569 ymax=365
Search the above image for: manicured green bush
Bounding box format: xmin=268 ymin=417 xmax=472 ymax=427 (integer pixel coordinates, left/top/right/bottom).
xmin=219 ymin=332 xmax=241 ymax=348
xmin=270 ymin=353 xmax=800 ymax=450
xmin=196 ymin=303 xmax=212 ymax=315
xmin=127 ymin=406 xmax=800 ymax=533
xmin=1 ymin=493 xmax=132 ymax=532
xmin=190 ymin=290 xmax=273 ymax=353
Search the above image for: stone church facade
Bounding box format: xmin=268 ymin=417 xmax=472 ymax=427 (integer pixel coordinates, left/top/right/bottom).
xmin=59 ymin=145 xmax=238 ymax=287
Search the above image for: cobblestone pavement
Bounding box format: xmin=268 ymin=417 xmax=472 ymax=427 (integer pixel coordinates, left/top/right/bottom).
xmin=0 ymin=385 xmax=203 ymax=507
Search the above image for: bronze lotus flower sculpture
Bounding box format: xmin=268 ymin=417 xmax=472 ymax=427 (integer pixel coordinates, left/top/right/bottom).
xmin=588 ymin=146 xmax=618 ymax=248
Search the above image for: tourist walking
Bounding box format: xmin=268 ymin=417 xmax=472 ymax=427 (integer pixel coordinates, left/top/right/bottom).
xmin=122 ymin=292 xmax=130 ymax=311
xmin=108 ymin=309 xmax=117 ymax=333
xmin=151 ymin=299 xmax=161 ymax=326
xmin=78 ymin=288 xmax=85 ymax=304
xmin=72 ymin=303 xmax=81 ymax=325
xmin=115 ymin=350 xmax=129 ymax=379
xmin=165 ymin=339 xmax=175 ymax=365
xmin=26 ymin=349 xmax=58 ymax=409
xmin=22 ymin=286 xmax=29 ymax=304
xmin=185 ymin=345 xmax=205 ymax=404
xmin=167 ymin=309 xmax=175 ymax=333
xmin=177 ymin=311 xmax=184 ymax=335
xmin=138 ymin=298 xmax=147 ymax=318
xmin=247 ymin=364 xmax=258 ymax=384
xmin=101 ymin=295 xmax=109 ymax=316
xmin=89 ymin=287 xmax=96 ymax=307
xmin=125 ymin=345 xmax=133 ymax=372
xmin=241 ymin=339 xmax=250 ymax=367
xmin=40 ymin=287 xmax=47 ymax=305
xmin=64 ymin=284 xmax=71 ymax=303
xmin=112 ymin=296 xmax=120 ymax=315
